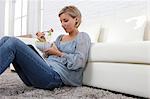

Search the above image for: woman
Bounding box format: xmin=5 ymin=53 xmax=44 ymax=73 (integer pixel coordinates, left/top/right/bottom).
xmin=0 ymin=5 xmax=91 ymax=90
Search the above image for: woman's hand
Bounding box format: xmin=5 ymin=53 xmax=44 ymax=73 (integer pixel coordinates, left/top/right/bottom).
xmin=36 ymin=32 xmax=46 ymax=42
xmin=44 ymin=43 xmax=64 ymax=57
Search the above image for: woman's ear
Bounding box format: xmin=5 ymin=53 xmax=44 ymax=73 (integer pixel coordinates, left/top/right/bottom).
xmin=75 ymin=18 xmax=78 ymax=22
xmin=75 ymin=18 xmax=78 ymax=27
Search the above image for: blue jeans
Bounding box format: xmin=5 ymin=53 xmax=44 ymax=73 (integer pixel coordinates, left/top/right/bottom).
xmin=0 ymin=36 xmax=64 ymax=89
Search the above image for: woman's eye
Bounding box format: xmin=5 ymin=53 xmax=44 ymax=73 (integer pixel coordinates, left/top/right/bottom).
xmin=64 ymin=20 xmax=68 ymax=22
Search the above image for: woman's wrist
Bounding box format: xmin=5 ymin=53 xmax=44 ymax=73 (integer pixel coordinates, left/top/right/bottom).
xmin=57 ymin=51 xmax=64 ymax=57
xmin=60 ymin=52 xmax=64 ymax=57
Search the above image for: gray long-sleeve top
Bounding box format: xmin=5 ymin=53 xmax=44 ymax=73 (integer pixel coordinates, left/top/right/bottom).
xmin=47 ymin=32 xmax=91 ymax=86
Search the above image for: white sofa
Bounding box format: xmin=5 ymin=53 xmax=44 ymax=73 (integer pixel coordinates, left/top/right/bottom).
xmin=83 ymin=42 xmax=150 ymax=98
xmin=81 ymin=16 xmax=150 ymax=98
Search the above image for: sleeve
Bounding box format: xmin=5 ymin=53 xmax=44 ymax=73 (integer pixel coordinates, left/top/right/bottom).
xmin=53 ymin=34 xmax=63 ymax=47
xmin=62 ymin=33 xmax=91 ymax=70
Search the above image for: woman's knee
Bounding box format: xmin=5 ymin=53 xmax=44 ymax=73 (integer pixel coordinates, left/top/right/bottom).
xmin=2 ymin=36 xmax=10 ymax=39
xmin=1 ymin=36 xmax=11 ymax=42
xmin=1 ymin=36 xmax=17 ymax=43
xmin=1 ymin=37 xmax=24 ymax=48
xmin=5 ymin=37 xmax=21 ymax=48
xmin=0 ymin=36 xmax=12 ymax=47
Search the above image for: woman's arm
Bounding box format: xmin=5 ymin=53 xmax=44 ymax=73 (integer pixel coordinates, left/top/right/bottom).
xmin=62 ymin=33 xmax=91 ymax=70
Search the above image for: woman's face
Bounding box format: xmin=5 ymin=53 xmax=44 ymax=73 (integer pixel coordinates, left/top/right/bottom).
xmin=59 ymin=13 xmax=77 ymax=33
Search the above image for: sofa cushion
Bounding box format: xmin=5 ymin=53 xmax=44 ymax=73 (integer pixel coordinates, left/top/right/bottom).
xmin=79 ymin=21 xmax=101 ymax=43
xmin=88 ymin=41 xmax=150 ymax=64
xmin=99 ymin=15 xmax=146 ymax=42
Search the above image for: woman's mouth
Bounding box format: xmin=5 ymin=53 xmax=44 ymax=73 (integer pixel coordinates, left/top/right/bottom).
xmin=63 ymin=27 xmax=67 ymax=31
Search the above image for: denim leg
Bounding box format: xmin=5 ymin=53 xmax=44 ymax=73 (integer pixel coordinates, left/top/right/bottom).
xmin=0 ymin=36 xmax=15 ymax=74
xmin=13 ymin=62 xmax=33 ymax=86
xmin=0 ymin=37 xmax=63 ymax=89
xmin=0 ymin=36 xmax=32 ymax=86
xmin=0 ymin=36 xmax=10 ymax=46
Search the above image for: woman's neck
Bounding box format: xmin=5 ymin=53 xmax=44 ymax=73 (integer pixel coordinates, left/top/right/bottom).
xmin=61 ymin=29 xmax=79 ymax=42
xmin=69 ymin=29 xmax=79 ymax=37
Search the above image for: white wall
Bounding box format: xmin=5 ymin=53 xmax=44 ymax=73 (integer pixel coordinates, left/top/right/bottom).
xmin=27 ymin=0 xmax=41 ymax=37
xmin=42 ymin=0 xmax=149 ymax=41
xmin=0 ymin=0 xmax=149 ymax=40
xmin=0 ymin=0 xmax=41 ymax=37
xmin=8 ymin=0 xmax=15 ymax=36
xmin=0 ymin=0 xmax=5 ymax=37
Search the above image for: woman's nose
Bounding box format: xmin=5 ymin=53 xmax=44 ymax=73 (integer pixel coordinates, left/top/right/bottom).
xmin=61 ymin=22 xmax=64 ymax=26
xmin=61 ymin=23 xmax=66 ymax=28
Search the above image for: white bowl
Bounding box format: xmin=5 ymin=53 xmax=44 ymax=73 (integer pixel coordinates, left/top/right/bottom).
xmin=35 ymin=41 xmax=52 ymax=51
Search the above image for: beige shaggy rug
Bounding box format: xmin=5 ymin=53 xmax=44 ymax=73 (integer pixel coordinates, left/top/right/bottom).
xmin=0 ymin=69 xmax=139 ymax=99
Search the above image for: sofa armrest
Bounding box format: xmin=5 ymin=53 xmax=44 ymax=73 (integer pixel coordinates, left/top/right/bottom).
xmin=17 ymin=34 xmax=33 ymax=38
xmin=16 ymin=37 xmax=36 ymax=45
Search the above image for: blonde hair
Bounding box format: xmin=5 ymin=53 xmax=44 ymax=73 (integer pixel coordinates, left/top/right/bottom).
xmin=59 ymin=5 xmax=82 ymax=28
